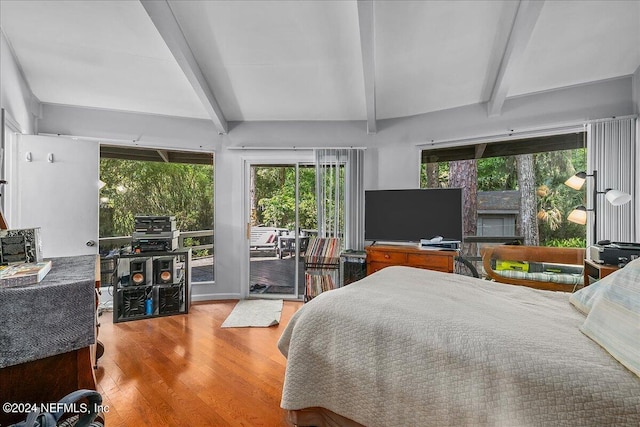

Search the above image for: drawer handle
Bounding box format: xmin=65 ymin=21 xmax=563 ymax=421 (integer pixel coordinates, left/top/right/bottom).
xmin=384 ymin=254 xmax=390 ymax=259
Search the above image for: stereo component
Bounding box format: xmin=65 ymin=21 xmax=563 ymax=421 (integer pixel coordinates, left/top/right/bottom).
xmin=120 ymin=286 xmax=152 ymax=318
xmin=131 ymin=230 xmax=179 ymax=253
xmin=589 ymin=242 xmax=640 ymax=266
xmin=154 ymin=256 xmax=176 ymax=284
xmin=131 ymin=215 xmax=179 ymax=253
xmin=134 ymin=216 xmax=176 ymax=234
xmin=158 ymin=284 xmax=183 ymax=315
xmin=129 ymin=257 xmax=152 ymax=286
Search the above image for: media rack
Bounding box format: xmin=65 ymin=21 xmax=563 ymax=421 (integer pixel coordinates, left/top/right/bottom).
xmin=303 ymin=237 xmax=341 ymax=302
xmin=112 ymin=248 xmax=191 ymax=323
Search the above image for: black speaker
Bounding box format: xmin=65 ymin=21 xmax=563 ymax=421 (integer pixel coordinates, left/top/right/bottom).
xmin=154 ymin=257 xmax=175 ymax=284
xmin=120 ymin=287 xmax=149 ymax=319
xmin=129 ymin=257 xmax=152 ymax=286
xmin=158 ymin=284 xmax=183 ymax=314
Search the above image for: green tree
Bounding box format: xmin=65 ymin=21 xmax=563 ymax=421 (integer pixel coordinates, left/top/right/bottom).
xmin=477 ymin=156 xmax=517 ymax=191
xmin=99 ymin=159 xmax=214 ymax=240
xmin=255 ymin=166 xmax=318 ymax=230
xmin=419 ymin=146 xmax=587 ymax=247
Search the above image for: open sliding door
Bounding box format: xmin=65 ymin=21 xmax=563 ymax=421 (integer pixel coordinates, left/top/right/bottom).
xmin=246 ymin=161 xmax=316 ymax=300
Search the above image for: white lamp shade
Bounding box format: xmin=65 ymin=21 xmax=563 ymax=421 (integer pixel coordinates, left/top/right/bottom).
xmin=564 ymin=173 xmax=586 ymax=190
xmin=567 ymin=206 xmax=588 ymax=225
xmin=605 ymin=189 xmax=632 ymax=206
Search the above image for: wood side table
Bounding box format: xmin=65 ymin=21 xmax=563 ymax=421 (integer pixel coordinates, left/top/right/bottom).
xmin=583 ymin=259 xmax=619 ymax=286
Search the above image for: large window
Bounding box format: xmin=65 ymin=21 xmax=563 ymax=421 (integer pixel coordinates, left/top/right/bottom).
xmin=420 ymin=132 xmax=587 ymax=252
xmin=99 ymin=146 xmax=214 ymax=283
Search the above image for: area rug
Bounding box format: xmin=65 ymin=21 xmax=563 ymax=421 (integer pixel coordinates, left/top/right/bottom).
xmin=221 ymin=299 xmax=283 ymax=328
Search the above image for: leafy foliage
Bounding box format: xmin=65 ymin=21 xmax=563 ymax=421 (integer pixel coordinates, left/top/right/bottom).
xmin=255 ymin=166 xmax=318 ymax=230
xmin=420 ymin=147 xmax=587 ymax=247
xmin=477 ymin=157 xmax=517 ymax=190
xmin=545 ymin=237 xmax=587 ymax=248
xmin=99 ymin=159 xmax=214 ymax=239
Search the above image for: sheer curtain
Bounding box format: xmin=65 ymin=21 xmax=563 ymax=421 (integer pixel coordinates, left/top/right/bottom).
xmin=314 ymin=149 xmax=365 ymax=250
xmin=587 ymin=117 xmax=637 ymax=245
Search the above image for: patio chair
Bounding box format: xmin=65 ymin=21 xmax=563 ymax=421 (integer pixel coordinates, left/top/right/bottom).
xmin=249 ymin=227 xmax=281 ymax=256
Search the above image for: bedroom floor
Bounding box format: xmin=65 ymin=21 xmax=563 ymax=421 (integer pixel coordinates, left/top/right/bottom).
xmin=95 ymin=300 xmax=303 ymax=426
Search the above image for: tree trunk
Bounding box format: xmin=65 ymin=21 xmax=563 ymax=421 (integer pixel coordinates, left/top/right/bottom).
xmin=250 ymin=167 xmax=258 ymax=226
xmin=448 ymin=160 xmax=477 ymax=256
xmin=425 ymin=163 xmax=439 ymax=188
xmin=516 ymin=154 xmax=539 ymax=246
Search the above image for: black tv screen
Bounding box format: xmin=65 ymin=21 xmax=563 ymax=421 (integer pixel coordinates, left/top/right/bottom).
xmin=365 ymin=188 xmax=463 ymax=243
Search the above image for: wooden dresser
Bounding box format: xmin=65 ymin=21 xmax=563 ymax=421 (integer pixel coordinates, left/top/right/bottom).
xmin=365 ymin=244 xmax=455 ymax=275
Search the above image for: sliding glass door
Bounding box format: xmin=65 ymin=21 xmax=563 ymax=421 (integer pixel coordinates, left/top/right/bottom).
xmin=247 ymin=163 xmax=316 ymax=299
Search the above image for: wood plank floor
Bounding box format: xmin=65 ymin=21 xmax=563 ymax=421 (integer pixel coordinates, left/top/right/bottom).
xmin=95 ymin=300 xmax=303 ymax=426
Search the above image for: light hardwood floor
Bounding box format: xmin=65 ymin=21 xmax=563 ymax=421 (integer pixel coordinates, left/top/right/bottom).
xmin=95 ymin=300 xmax=303 ymax=426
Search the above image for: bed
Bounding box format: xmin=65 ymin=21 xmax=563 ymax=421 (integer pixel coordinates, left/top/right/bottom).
xmin=278 ymin=264 xmax=640 ymax=427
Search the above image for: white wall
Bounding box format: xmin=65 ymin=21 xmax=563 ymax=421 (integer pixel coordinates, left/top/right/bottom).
xmin=31 ymin=76 xmax=638 ymax=300
xmin=0 ymin=32 xmax=38 ymax=133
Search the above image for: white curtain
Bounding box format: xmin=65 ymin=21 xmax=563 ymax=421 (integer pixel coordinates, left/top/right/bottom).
xmin=587 ymin=117 xmax=637 ymax=245
xmin=636 ymin=118 xmax=640 ymax=242
xmin=314 ymin=149 xmax=365 ymax=250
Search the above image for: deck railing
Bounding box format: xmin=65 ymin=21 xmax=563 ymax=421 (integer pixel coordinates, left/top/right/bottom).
xmin=99 ymin=229 xmax=214 ymax=256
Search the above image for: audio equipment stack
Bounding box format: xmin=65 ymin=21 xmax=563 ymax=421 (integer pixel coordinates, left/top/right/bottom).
xmin=131 ymin=215 xmax=179 ymax=253
xmin=113 ymin=248 xmax=191 ymax=323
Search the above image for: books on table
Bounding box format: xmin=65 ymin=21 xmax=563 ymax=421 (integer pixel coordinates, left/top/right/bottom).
xmin=0 ymin=260 xmax=52 ymax=288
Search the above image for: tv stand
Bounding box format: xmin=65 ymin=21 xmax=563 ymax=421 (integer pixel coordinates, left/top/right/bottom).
xmin=365 ymin=244 xmax=455 ymax=275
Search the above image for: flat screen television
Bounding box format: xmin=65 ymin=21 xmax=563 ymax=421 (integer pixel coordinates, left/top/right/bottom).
xmin=365 ymin=188 xmax=463 ymax=243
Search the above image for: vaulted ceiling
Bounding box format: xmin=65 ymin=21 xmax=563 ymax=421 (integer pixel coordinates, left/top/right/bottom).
xmin=1 ymin=0 xmax=639 ymax=135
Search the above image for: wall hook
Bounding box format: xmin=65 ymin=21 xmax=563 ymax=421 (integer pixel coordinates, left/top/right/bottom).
xmin=25 ymin=152 xmax=32 ymax=162
xmin=48 ymin=153 xmax=54 ymax=163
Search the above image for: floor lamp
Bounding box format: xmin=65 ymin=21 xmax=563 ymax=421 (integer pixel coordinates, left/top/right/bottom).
xmin=565 ymin=170 xmax=632 ymax=243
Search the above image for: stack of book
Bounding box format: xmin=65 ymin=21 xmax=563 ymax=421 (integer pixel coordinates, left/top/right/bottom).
xmin=0 ymin=260 xmax=52 ymax=288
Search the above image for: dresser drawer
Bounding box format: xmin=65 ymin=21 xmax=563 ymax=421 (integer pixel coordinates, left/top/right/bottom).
xmin=367 ymin=262 xmax=389 ymax=275
xmin=407 ymin=253 xmax=451 ymax=272
xmin=367 ymin=250 xmax=408 ymax=264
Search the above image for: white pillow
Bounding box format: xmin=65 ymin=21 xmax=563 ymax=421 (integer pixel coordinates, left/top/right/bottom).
xmin=580 ymin=257 xmax=640 ymax=377
xmin=569 ymin=271 xmax=614 ymax=314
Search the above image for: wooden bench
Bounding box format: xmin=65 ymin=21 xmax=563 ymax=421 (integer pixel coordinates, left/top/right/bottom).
xmin=481 ymin=245 xmax=586 ymax=292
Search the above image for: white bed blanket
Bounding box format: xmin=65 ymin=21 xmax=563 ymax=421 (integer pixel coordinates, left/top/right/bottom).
xmin=278 ymin=266 xmax=640 ymax=427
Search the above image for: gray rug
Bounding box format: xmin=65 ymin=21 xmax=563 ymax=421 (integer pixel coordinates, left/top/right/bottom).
xmin=221 ymin=299 xmax=283 ymax=328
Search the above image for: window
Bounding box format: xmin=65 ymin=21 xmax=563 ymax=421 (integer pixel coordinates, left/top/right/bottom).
xmin=420 ymin=132 xmax=587 ymax=254
xmin=99 ymin=146 xmax=215 ymax=283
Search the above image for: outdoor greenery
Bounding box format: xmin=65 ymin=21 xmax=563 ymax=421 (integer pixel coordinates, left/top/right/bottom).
xmin=99 ymin=159 xmax=214 ymax=254
xmin=101 ymin=147 xmax=586 ymax=254
xmin=252 ymin=166 xmax=318 ymax=230
xmin=420 ymin=148 xmax=587 ymax=247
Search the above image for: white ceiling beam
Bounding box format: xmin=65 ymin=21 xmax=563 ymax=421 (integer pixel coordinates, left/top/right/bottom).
xmin=140 ymin=0 xmax=228 ymax=134
xmin=357 ymin=0 xmax=377 ymax=134
xmin=157 ymin=149 xmax=170 ymax=162
xmin=487 ymin=0 xmax=545 ymax=118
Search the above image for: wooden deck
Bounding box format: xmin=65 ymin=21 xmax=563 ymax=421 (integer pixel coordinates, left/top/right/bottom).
xmin=250 ymin=256 xmax=305 ymax=296
xmin=191 ymin=255 xmax=305 ymax=296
